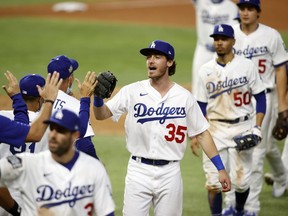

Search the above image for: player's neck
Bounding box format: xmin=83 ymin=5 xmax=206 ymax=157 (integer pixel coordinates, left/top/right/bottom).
xmin=216 ymin=53 xmax=234 ymax=65
xmin=240 ymin=22 xmax=259 ymax=35
xmin=150 ymin=78 xmax=174 ymax=98
xmin=52 ymin=148 xmax=75 ymax=164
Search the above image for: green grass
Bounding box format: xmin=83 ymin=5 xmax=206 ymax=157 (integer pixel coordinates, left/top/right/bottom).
xmin=0 ymin=18 xmax=195 ymax=89
xmin=94 ymin=135 xmax=288 ymax=216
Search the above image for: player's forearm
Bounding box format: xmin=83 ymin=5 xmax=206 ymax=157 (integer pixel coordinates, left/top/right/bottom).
xmin=92 ymin=96 xmax=112 ymax=120
xmin=26 ymin=101 xmax=53 ymax=142
xmin=0 ymin=188 xmax=18 ymax=213
xmin=275 ymin=65 xmax=288 ymax=112
xmin=196 ymin=130 xmax=219 ymax=158
xmin=255 ymin=112 xmax=265 ymax=127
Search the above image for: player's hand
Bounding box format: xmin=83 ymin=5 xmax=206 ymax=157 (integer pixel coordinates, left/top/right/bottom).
xmin=75 ymin=71 xmax=97 ymax=98
xmin=38 ymin=71 xmax=62 ymax=101
xmin=2 ymin=70 xmax=20 ymax=97
xmin=218 ymin=169 xmax=231 ymax=192
xmin=190 ymin=137 xmax=200 ymax=157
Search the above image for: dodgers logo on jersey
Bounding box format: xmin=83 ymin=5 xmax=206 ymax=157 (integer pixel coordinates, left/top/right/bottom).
xmin=233 ymin=45 xmax=268 ymax=59
xmin=36 ymin=182 xmax=94 ymax=208
xmin=207 ymin=76 xmax=248 ymax=98
xmin=134 ymin=103 xmax=186 ymax=124
xmin=201 ymin=10 xmax=230 ymax=25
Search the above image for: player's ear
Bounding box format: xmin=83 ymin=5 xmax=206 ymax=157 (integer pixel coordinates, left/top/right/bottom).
xmin=72 ymin=131 xmax=80 ymax=141
xmin=167 ymin=59 xmax=174 ymax=67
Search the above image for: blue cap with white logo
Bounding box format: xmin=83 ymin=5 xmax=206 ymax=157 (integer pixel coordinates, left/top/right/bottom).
xmin=44 ymin=109 xmax=80 ymax=132
xmin=47 ymin=55 xmax=78 ymax=80
xmin=140 ymin=40 xmax=175 ymax=60
xmin=210 ymin=24 xmax=235 ymax=38
xmin=19 ymin=74 xmax=45 ymax=97
xmin=237 ymin=0 xmax=261 ymax=10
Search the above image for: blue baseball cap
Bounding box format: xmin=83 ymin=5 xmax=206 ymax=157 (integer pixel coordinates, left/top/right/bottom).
xmin=19 ymin=74 xmax=45 ymax=97
xmin=44 ymin=109 xmax=80 ymax=132
xmin=210 ymin=24 xmax=235 ymax=38
xmin=237 ymin=0 xmax=261 ymax=10
xmin=47 ymin=55 xmax=78 ymax=79
xmin=140 ymin=40 xmax=175 ymax=60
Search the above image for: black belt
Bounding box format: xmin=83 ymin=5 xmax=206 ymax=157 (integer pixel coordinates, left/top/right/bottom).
xmin=132 ymin=156 xmax=177 ymax=166
xmin=211 ymin=115 xmax=249 ymax=124
xmin=266 ymin=88 xmax=272 ymax=93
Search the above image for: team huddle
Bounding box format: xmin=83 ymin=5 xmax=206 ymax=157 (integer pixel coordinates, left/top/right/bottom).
xmin=0 ymin=0 xmax=288 ymax=216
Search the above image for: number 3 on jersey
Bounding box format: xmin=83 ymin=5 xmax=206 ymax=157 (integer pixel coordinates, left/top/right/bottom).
xmin=165 ymin=124 xmax=187 ymax=144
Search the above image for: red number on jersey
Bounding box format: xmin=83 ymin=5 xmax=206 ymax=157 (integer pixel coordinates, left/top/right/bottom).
xmin=258 ymin=59 xmax=267 ymax=73
xmin=165 ymin=124 xmax=187 ymax=144
xmin=84 ymin=203 xmax=94 ymax=216
xmin=234 ymin=91 xmax=251 ymax=106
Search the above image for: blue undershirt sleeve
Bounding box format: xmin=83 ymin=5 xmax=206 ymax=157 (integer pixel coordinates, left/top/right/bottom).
xmin=253 ymin=90 xmax=266 ymax=114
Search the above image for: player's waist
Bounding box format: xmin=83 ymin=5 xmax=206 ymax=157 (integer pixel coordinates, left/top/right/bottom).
xmin=210 ymin=115 xmax=250 ymax=124
xmin=131 ymin=156 xmax=178 ymax=166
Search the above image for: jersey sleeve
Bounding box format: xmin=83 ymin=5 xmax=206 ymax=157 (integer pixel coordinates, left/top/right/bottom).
xmin=94 ymin=165 xmax=115 ymax=216
xmin=106 ymin=85 xmax=130 ymax=122
xmin=0 ymin=155 xmax=24 ymax=187
xmin=271 ymin=29 xmax=288 ymax=66
xmin=186 ymin=95 xmax=210 ymax=137
xmin=0 ymin=115 xmax=30 ymax=147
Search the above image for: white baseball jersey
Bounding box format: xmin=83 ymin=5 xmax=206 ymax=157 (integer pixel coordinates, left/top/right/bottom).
xmin=54 ymin=90 xmax=94 ymax=137
xmin=233 ymin=23 xmax=288 ymax=89
xmin=196 ymin=55 xmax=265 ymax=120
xmin=0 ymin=151 xmax=115 ymax=216
xmin=192 ymin=0 xmax=238 ymax=93
xmin=0 ymin=110 xmax=49 ymax=159
xmin=106 ymin=79 xmax=209 ymax=160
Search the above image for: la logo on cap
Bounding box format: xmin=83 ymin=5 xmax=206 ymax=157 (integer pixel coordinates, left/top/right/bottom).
xmin=69 ymin=65 xmax=73 ymax=73
xmin=55 ymin=110 xmax=64 ymax=120
xmin=150 ymin=41 xmax=156 ymax=48
xmin=218 ymin=25 xmax=224 ymax=32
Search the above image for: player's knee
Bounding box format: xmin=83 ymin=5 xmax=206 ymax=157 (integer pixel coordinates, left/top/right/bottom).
xmin=234 ymin=184 xmax=249 ymax=193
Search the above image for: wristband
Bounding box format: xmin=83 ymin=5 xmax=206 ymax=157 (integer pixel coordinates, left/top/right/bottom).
xmin=93 ymin=96 xmax=104 ymax=107
xmin=44 ymin=99 xmax=55 ymax=105
xmin=210 ymin=155 xmax=225 ymax=171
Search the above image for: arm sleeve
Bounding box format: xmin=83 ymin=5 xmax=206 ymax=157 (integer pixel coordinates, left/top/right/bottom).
xmin=11 ymin=93 xmax=29 ymax=124
xmin=253 ymin=90 xmax=266 ymax=114
xmin=0 ymin=115 xmax=30 ymax=148
xmin=79 ymin=97 xmax=90 ymax=138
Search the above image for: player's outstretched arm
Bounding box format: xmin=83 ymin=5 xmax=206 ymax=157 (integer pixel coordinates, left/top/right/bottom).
xmin=196 ymin=130 xmax=231 ymax=192
xmin=26 ymin=72 xmax=62 ymax=142
xmin=0 ymin=187 xmax=21 ymax=216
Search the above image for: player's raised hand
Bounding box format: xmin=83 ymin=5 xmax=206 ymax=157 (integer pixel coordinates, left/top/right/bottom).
xmin=75 ymin=71 xmax=97 ymax=98
xmin=38 ymin=71 xmax=62 ymax=101
xmin=218 ymin=170 xmax=231 ymax=192
xmin=2 ymin=70 xmax=20 ymax=97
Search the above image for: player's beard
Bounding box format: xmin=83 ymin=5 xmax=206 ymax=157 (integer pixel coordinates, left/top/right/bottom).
xmin=49 ymin=136 xmax=73 ymax=157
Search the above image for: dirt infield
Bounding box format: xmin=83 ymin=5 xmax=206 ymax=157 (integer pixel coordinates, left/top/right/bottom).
xmin=0 ymin=0 xmax=287 ymax=135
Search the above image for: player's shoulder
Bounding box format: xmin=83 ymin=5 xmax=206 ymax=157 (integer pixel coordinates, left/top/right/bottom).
xmin=57 ymin=90 xmax=80 ymax=102
xmin=78 ymin=152 xmax=105 ymax=168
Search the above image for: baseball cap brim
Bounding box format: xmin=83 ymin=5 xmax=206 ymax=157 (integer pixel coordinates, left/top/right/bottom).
xmin=140 ymin=48 xmax=168 ymax=57
xmin=43 ymin=118 xmax=77 ymax=132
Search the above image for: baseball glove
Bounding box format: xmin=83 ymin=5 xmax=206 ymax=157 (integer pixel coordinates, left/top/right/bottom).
xmin=94 ymin=71 xmax=117 ymax=99
xmin=272 ymin=109 xmax=288 ymax=140
xmin=233 ymin=126 xmax=262 ymax=152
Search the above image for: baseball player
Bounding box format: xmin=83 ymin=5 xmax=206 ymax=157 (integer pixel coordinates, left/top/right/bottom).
xmin=93 ymin=40 xmax=231 ymax=216
xmin=191 ymin=0 xmax=238 ymax=94
xmin=222 ymin=0 xmax=288 ymax=215
xmin=0 ymin=71 xmax=62 ymax=216
xmin=0 ymin=109 xmax=115 ymax=216
xmin=0 ymin=71 xmax=97 ymax=216
xmin=47 ymin=55 xmax=98 ymax=159
xmin=192 ymin=24 xmax=266 ymax=216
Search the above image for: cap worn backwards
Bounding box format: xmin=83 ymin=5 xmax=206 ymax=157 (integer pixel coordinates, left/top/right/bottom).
xmin=44 ymin=109 xmax=80 ymax=132
xmin=47 ymin=55 xmax=79 ymax=79
xmin=237 ymin=0 xmax=261 ymax=10
xmin=140 ymin=40 xmax=175 ymax=60
xmin=19 ymin=74 xmax=45 ymax=97
xmin=210 ymin=24 xmax=235 ymax=38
